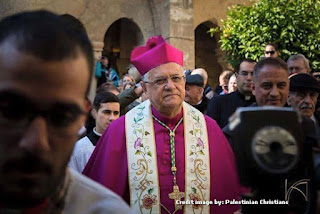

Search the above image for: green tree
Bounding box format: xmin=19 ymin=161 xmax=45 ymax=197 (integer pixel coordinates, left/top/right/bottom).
xmin=212 ymin=0 xmax=320 ymax=70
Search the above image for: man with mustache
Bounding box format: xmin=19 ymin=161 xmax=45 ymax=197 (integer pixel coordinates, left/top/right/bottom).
xmin=287 ymin=73 xmax=320 ymax=133
xmin=0 ymin=10 xmax=133 ymax=213
xmin=207 ymin=59 xmax=256 ymax=128
xmin=84 ymin=35 xmax=241 ymax=214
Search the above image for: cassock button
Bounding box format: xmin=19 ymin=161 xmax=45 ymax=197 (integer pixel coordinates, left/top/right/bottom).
xmin=166 ymin=141 xmax=170 ymax=145
xmin=165 ymin=150 xmax=170 ymax=154
xmin=163 ymin=160 xmax=168 ymax=165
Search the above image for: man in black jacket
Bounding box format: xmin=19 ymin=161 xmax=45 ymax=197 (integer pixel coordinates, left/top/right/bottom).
xmin=207 ymin=59 xmax=256 ymax=128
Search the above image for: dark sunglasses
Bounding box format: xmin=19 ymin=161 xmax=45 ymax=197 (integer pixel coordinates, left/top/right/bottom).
xmin=265 ymin=51 xmax=275 ymax=55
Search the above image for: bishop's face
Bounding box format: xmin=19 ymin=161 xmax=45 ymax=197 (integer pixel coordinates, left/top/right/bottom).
xmin=143 ymin=62 xmax=185 ymax=117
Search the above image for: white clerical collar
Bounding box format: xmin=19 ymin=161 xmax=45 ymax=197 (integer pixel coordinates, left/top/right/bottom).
xmin=311 ymin=114 xmax=316 ymax=124
xmin=93 ymin=127 xmax=102 ymax=137
xmin=245 ymin=96 xmax=251 ymax=101
xmin=196 ymin=99 xmax=203 ymax=105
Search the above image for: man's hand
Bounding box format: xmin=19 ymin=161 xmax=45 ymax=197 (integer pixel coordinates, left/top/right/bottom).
xmin=134 ymin=83 xmax=143 ymax=96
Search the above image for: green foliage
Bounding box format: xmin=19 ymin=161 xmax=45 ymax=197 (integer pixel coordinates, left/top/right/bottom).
xmin=216 ymin=0 xmax=320 ymax=70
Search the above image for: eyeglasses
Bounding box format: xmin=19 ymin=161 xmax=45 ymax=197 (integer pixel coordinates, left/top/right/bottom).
xmin=265 ymin=51 xmax=276 ymax=55
xmin=238 ymin=71 xmax=253 ymax=76
xmin=288 ymin=66 xmax=305 ymax=72
xmin=0 ymin=91 xmax=86 ymax=131
xmin=145 ymin=75 xmax=185 ymax=86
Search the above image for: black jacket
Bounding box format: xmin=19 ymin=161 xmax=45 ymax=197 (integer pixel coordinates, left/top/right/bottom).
xmin=87 ymin=131 xmax=101 ymax=146
xmin=193 ymin=97 xmax=208 ymax=114
xmin=207 ymin=90 xmax=255 ymax=128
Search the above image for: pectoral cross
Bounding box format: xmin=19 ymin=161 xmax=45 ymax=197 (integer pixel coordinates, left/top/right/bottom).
xmin=169 ymin=185 xmax=185 ymax=210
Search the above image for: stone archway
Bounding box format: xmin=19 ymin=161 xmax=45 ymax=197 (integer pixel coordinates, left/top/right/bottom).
xmin=195 ymin=21 xmax=222 ymax=89
xmin=103 ymin=18 xmax=144 ymax=77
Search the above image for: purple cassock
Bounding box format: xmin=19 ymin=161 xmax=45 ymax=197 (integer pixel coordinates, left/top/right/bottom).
xmin=83 ymin=106 xmax=241 ymax=214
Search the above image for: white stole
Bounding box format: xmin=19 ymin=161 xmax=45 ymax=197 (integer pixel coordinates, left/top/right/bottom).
xmin=125 ymin=100 xmax=210 ymax=214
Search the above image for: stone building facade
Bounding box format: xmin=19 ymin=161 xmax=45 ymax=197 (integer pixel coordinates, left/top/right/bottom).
xmin=0 ymin=0 xmax=251 ymax=99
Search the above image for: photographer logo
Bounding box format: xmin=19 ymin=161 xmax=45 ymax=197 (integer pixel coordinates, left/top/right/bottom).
xmin=285 ymin=179 xmax=310 ymax=203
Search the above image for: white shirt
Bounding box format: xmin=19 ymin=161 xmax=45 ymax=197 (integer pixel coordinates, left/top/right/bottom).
xmin=68 ymin=136 xmax=95 ymax=173
xmin=64 ymin=168 xmax=135 ymax=214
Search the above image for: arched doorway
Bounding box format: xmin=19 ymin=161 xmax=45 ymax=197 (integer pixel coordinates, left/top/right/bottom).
xmin=103 ymin=18 xmax=144 ymax=77
xmin=195 ymin=21 xmax=222 ymax=88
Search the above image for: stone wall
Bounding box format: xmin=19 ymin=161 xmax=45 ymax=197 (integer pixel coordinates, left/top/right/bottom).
xmin=194 ymin=0 xmax=252 ymax=27
xmin=0 ymin=0 xmax=253 ymax=94
xmin=193 ymin=0 xmax=252 ymax=88
xmin=169 ymin=0 xmax=194 ymax=69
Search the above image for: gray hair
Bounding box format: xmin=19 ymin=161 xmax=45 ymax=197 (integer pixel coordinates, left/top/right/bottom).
xmin=253 ymin=57 xmax=288 ymax=82
xmin=142 ymin=72 xmax=149 ymax=82
xmin=287 ymin=54 xmax=310 ymax=71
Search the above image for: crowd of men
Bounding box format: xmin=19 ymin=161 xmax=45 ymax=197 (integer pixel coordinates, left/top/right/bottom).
xmin=0 ymin=9 xmax=319 ymax=214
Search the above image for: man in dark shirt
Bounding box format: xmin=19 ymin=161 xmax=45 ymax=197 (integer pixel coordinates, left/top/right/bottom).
xmin=68 ymin=91 xmax=120 ymax=172
xmin=207 ymin=59 xmax=256 ymax=128
xmin=88 ymin=91 xmax=120 ymax=145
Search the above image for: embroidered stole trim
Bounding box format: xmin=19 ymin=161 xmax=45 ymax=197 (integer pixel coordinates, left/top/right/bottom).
xmin=125 ymin=100 xmax=210 ymax=214
xmin=183 ymin=102 xmax=210 ymax=214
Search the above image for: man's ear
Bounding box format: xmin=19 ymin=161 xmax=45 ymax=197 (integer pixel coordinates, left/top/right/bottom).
xmin=199 ymin=87 xmax=204 ymax=95
xmin=91 ymin=108 xmax=97 ymax=120
xmin=252 ymin=83 xmax=256 ymax=96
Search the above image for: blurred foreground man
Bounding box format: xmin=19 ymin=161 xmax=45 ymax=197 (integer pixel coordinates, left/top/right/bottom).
xmin=0 ymin=11 xmax=133 ymax=214
xmin=84 ymin=36 xmax=241 ymax=214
